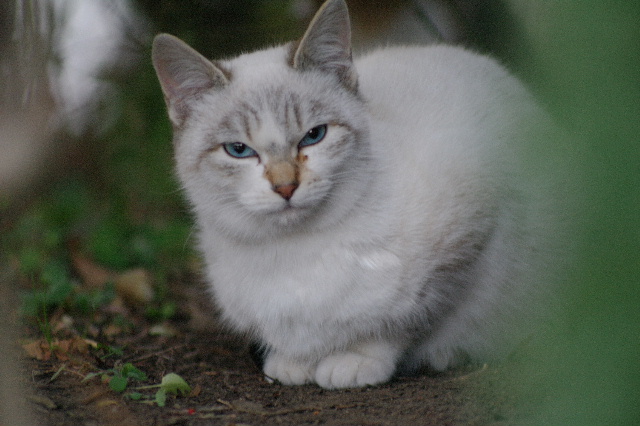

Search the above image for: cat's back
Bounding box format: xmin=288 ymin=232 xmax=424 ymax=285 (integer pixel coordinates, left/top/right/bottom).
xmin=356 ymin=45 xmax=531 ymax=130
xmin=353 ymin=45 xmax=544 ymax=236
xmin=355 ymin=44 xmax=541 ymax=171
xmin=356 ymin=44 xmax=521 ymax=106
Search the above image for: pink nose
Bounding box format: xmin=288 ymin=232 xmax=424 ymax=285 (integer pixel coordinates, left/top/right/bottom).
xmin=274 ymin=183 xmax=298 ymax=200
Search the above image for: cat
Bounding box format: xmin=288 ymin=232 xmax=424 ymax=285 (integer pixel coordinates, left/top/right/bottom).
xmin=152 ymin=0 xmax=559 ymax=389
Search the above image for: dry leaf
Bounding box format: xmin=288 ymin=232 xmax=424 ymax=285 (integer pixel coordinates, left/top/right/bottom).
xmin=71 ymin=251 xmax=113 ymax=288
xmin=95 ymin=399 xmax=119 ymax=408
xmin=80 ymin=389 xmax=110 ymax=405
xmin=27 ymin=395 xmax=58 ymax=410
xmin=189 ymin=384 xmax=202 ymax=397
xmin=103 ymin=323 xmax=123 ymax=338
xmin=23 ymin=337 xmax=90 ymax=361
xmin=71 ymin=250 xmax=154 ymax=306
xmin=52 ymin=314 xmax=74 ymax=334
xmin=62 ymin=336 xmax=89 ymax=353
xmin=53 ymin=337 xmax=90 ymax=361
xmin=22 ymin=339 xmax=51 ymax=361
xmin=114 ymin=268 xmax=154 ymax=305
xmin=148 ymin=323 xmax=177 ymax=337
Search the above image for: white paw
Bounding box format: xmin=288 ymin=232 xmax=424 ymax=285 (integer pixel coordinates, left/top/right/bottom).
xmin=263 ymin=354 xmax=314 ymax=385
xmin=314 ymin=351 xmax=395 ymax=389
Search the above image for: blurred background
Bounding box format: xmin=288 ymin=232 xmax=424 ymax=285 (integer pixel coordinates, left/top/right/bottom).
xmin=1 ymin=1 xmax=638 ymax=425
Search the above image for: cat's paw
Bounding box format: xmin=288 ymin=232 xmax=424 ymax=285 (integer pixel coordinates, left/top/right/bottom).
xmin=263 ymin=354 xmax=314 ymax=385
xmin=314 ymin=351 xmax=396 ymax=389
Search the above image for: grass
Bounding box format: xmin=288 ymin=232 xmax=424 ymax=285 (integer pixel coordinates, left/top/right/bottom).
xmin=6 ymin=173 xmax=192 ymax=320
xmin=2 ymin=56 xmax=194 ymax=337
xmin=1 ymin=55 xmax=198 ymax=408
xmin=3 ymin=0 xmax=301 ymax=349
xmin=82 ymin=362 xmax=192 ymax=406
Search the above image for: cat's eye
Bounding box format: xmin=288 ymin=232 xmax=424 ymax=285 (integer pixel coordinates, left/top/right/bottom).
xmin=298 ymin=124 xmax=327 ymax=148
xmin=223 ymin=142 xmax=257 ymax=159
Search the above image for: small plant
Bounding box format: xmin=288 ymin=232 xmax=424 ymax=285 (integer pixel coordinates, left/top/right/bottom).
xmin=110 ymin=363 xmax=149 ymax=393
xmin=84 ymin=362 xmax=148 ymax=393
xmin=131 ymin=372 xmax=192 ymax=407
xmin=8 ymin=177 xmax=192 ymax=338
xmin=96 ymin=343 xmax=125 ymax=361
xmin=84 ymin=364 xmax=191 ymax=407
xmin=20 ymin=259 xmax=75 ymax=344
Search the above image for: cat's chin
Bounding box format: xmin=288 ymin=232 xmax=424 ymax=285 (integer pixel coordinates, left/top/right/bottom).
xmin=266 ymin=203 xmax=314 ymax=227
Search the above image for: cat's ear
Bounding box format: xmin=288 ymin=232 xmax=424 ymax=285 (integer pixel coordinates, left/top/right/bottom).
xmin=292 ymin=0 xmax=357 ymax=92
xmin=152 ymin=34 xmax=229 ymax=126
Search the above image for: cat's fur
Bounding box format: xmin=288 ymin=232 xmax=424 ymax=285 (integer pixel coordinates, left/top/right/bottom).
xmin=152 ymin=0 xmax=557 ymax=389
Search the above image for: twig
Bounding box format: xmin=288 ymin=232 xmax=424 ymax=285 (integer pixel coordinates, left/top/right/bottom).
xmin=127 ymin=344 xmax=186 ymax=363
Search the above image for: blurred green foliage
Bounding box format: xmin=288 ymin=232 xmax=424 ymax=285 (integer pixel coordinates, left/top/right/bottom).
xmin=1 ymin=0 xmax=304 ymax=344
xmin=512 ymin=3 xmax=640 ymax=426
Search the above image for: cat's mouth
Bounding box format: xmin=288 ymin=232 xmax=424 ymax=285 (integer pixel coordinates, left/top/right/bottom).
xmin=277 ymin=201 xmax=304 ymax=215
xmin=268 ymin=201 xmax=313 ymax=225
xmin=251 ymin=192 xmax=321 ymax=226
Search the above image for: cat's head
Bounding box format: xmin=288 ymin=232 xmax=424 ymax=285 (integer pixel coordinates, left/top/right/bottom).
xmin=152 ymin=0 xmax=371 ymax=240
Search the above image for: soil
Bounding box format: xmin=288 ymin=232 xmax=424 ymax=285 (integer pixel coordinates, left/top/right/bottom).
xmin=20 ymin=277 xmax=529 ymax=426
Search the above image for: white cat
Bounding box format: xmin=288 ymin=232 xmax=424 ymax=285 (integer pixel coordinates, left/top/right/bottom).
xmin=152 ymin=0 xmax=558 ymax=389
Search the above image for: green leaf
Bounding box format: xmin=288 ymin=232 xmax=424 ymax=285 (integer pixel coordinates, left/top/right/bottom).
xmin=126 ymin=392 xmax=143 ymax=401
xmin=155 ymin=389 xmax=167 ymax=407
xmin=18 ymin=247 xmax=44 ymax=274
xmin=89 ymin=218 xmax=133 ymax=269
xmin=47 ymin=279 xmax=74 ymax=306
xmin=109 ymin=374 xmax=128 ymax=393
xmin=121 ymin=363 xmax=147 ymax=381
xmin=99 ymin=344 xmax=124 ymax=359
xmin=41 ymin=260 xmax=70 ymax=288
xmin=159 ymin=373 xmax=191 ymax=396
xmin=20 ymin=291 xmax=47 ymax=318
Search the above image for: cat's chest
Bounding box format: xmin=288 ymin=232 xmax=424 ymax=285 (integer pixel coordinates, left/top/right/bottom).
xmin=206 ymin=232 xmax=406 ymax=322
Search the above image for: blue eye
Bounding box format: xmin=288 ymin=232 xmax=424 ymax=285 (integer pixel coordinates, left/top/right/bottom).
xmin=223 ymin=142 xmax=257 ymax=159
xmin=299 ymin=124 xmax=327 ymax=148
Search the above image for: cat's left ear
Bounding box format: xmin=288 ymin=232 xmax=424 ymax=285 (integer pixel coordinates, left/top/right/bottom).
xmin=292 ymin=0 xmax=357 ymax=92
xmin=152 ymin=34 xmax=229 ymax=127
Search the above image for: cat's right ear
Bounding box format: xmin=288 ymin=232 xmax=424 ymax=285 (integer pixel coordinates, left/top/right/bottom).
xmin=152 ymin=34 xmax=228 ymax=127
xmin=293 ymin=0 xmax=357 ymax=92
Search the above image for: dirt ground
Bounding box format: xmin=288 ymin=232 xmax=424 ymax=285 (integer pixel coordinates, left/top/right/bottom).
xmin=20 ymin=277 xmax=531 ymax=426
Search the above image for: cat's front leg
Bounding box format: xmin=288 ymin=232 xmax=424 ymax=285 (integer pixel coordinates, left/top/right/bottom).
xmin=263 ymin=351 xmax=316 ymax=386
xmin=314 ymin=340 xmax=401 ymax=389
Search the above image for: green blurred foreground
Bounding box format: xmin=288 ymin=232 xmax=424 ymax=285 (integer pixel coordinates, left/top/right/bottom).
xmin=513 ymin=2 xmax=640 ymax=425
